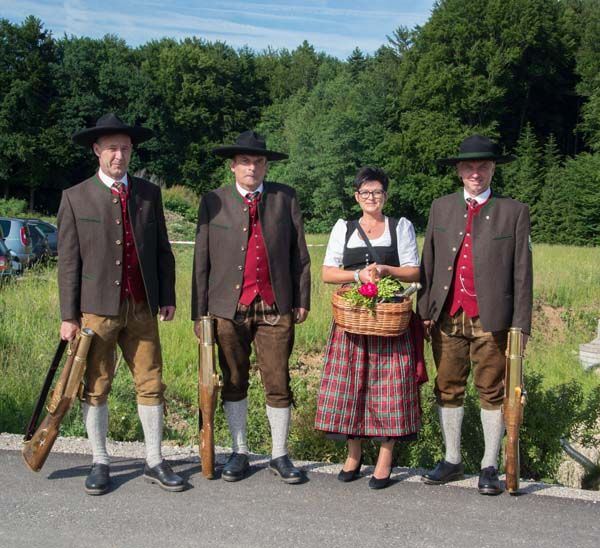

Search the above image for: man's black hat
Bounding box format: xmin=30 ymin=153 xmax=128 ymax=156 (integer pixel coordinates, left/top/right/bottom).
xmin=437 ymin=134 xmax=516 ymax=165
xmin=72 ymin=113 xmax=154 ymax=147
xmin=213 ymin=130 xmax=288 ymax=161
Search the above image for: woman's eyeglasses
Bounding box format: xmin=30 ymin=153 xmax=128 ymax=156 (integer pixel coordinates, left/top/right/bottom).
xmin=357 ymin=190 xmax=385 ymax=200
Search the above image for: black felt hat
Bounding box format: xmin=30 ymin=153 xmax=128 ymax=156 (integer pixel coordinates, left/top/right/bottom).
xmin=213 ymin=130 xmax=288 ymax=161
xmin=437 ymin=134 xmax=516 ymax=165
xmin=72 ymin=113 xmax=154 ymax=147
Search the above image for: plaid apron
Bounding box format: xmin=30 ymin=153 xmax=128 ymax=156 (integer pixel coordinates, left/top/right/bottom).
xmin=314 ymin=323 xmax=421 ymax=438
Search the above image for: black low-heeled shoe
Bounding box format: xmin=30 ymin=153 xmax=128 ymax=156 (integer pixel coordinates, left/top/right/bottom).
xmin=337 ymin=457 xmax=363 ymax=483
xmin=368 ymin=470 xmax=392 ymax=490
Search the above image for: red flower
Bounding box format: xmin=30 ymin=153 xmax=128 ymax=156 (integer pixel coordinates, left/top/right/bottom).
xmin=358 ymin=282 xmax=378 ymax=298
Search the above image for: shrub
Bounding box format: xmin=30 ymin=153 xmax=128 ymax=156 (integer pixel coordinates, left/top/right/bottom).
xmin=288 ymin=368 xmax=600 ymax=481
xmin=0 ymin=198 xmax=28 ymax=217
xmin=162 ymin=185 xmax=199 ymax=223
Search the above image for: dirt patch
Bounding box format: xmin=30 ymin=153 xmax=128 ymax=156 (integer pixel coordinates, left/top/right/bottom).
xmin=534 ymin=304 xmax=567 ymax=343
xmin=293 ymin=351 xmax=325 ymax=376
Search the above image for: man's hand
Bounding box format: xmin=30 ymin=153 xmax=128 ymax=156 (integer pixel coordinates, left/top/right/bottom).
xmin=422 ymin=319 xmax=435 ymax=341
xmin=293 ymin=308 xmax=309 ymax=324
xmin=159 ymin=306 xmax=176 ymax=321
xmin=60 ymin=320 xmax=80 ymax=341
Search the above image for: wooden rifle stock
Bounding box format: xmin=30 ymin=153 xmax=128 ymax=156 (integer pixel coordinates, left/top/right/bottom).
xmin=503 ymin=327 xmax=526 ymax=495
xmin=22 ymin=328 xmax=94 ymax=472
xmin=198 ymin=316 xmax=221 ymax=479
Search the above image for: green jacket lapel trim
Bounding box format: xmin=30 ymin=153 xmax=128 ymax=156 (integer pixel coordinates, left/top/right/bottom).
xmin=229 ymin=184 xmax=245 ymax=204
xmin=92 ymin=173 xmax=112 ymax=193
xmin=481 ymin=195 xmax=496 ymax=214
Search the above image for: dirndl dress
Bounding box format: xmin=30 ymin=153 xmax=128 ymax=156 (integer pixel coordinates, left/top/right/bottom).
xmin=314 ymin=322 xmax=421 ymax=440
xmin=314 ymin=217 xmax=422 ymax=440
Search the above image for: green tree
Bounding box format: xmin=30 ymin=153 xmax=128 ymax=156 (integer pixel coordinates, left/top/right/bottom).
xmin=50 ymin=34 xmax=144 ymax=193
xmin=393 ymin=0 xmax=579 ymax=151
xmin=501 ymin=124 xmax=543 ymax=206
xmin=0 ymin=16 xmax=58 ymax=209
xmin=347 ymin=47 xmax=367 ymax=77
xmin=136 ymin=39 xmax=268 ymax=192
xmin=532 ymin=134 xmax=563 ymax=242
xmin=569 ymin=0 xmax=600 ymax=151
xmin=540 ymin=153 xmax=600 ymax=245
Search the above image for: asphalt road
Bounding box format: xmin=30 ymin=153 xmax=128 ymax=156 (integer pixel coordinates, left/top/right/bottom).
xmin=1 ymin=449 xmax=598 ymax=548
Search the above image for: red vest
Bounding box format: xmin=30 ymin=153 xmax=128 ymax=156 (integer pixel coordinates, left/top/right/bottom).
xmin=113 ymin=183 xmax=146 ymax=303
xmin=449 ymin=197 xmax=488 ymax=318
xmin=239 ymin=193 xmax=275 ymax=306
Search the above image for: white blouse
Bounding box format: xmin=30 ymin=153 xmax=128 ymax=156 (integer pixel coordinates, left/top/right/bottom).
xmin=323 ymin=217 xmax=420 ymax=268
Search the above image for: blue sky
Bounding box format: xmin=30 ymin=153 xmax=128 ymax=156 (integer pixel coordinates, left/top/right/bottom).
xmin=3 ymin=0 xmax=435 ymax=58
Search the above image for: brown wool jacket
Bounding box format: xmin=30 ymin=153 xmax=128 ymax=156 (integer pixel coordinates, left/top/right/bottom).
xmin=191 ymin=182 xmax=311 ymax=321
xmin=57 ymin=173 xmax=175 ymax=320
xmin=417 ymin=191 xmax=533 ymax=334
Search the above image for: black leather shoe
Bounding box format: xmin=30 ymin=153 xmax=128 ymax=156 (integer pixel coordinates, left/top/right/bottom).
xmin=143 ymin=460 xmax=184 ymax=492
xmin=338 ymin=457 xmax=363 ymax=483
xmin=478 ymin=466 xmax=503 ymax=496
xmin=368 ymin=470 xmax=392 ymax=490
xmin=85 ymin=463 xmax=110 ymax=495
xmin=222 ymin=452 xmax=250 ymax=482
xmin=269 ymin=455 xmax=303 ymax=484
xmin=421 ymin=459 xmax=465 ymax=485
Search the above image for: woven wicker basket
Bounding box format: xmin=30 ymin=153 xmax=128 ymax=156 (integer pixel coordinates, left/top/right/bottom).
xmin=331 ymin=287 xmax=413 ymax=337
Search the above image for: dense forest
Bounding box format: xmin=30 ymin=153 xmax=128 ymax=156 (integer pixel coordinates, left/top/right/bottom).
xmin=1 ymin=0 xmax=600 ymax=243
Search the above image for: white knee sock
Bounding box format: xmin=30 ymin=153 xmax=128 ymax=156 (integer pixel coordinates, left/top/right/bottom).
xmin=438 ymin=405 xmax=464 ymax=465
xmin=266 ymin=405 xmax=291 ymax=460
xmin=224 ymin=398 xmax=249 ymax=454
xmin=138 ymin=403 xmax=163 ymax=468
xmin=481 ymin=408 xmax=505 ymax=469
xmin=82 ymin=402 xmax=110 ymax=465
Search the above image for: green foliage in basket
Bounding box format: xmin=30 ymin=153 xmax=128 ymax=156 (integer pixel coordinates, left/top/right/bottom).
xmin=342 ymin=276 xmax=403 ymax=310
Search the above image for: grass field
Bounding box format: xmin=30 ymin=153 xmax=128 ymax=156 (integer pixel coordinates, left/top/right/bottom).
xmin=1 ymin=233 xmax=599 ymax=481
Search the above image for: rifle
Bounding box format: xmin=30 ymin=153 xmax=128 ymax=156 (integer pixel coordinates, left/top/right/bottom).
xmin=503 ymin=327 xmax=526 ymax=495
xmin=22 ymin=328 xmax=95 ymax=472
xmin=24 ymin=339 xmax=68 ymax=442
xmin=197 ymin=316 xmax=221 ymax=479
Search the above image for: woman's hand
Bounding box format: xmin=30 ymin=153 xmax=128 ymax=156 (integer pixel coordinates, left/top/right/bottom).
xmin=360 ymin=263 xmax=380 ymax=283
xmin=376 ymin=264 xmax=392 ymax=278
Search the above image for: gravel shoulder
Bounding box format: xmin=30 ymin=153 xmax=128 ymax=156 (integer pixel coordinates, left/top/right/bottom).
xmin=2 ymin=432 xmax=599 ymax=502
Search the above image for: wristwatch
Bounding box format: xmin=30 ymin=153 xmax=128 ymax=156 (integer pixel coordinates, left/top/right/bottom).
xmin=353 ymin=269 xmax=361 ymax=283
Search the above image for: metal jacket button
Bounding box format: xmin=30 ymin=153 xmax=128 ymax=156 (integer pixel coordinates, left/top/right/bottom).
xmin=238 ymin=265 xmax=243 ymax=270
xmin=115 ymin=260 xmax=121 ymax=266
xmin=112 ymin=198 xmax=119 ymax=204
xmin=243 ymin=227 xmax=247 ymax=232
xmin=116 ymin=219 xmax=121 ymax=225
xmin=235 ymin=284 xmax=240 ymax=290
xmin=115 ymin=280 xmax=121 ymax=286
xmin=116 ymin=239 xmax=122 ymax=245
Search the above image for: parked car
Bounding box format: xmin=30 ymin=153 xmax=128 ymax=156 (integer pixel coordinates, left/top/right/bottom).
xmin=0 ymin=236 xmax=15 ymax=281
xmin=0 ymin=217 xmax=35 ymax=267
xmin=24 ymin=221 xmax=50 ymax=263
xmin=27 ymin=219 xmax=58 ymax=257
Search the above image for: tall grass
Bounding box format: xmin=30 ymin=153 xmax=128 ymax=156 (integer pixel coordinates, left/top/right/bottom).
xmin=1 ymin=239 xmax=599 ymax=481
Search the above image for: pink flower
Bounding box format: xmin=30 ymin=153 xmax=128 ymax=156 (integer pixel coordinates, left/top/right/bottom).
xmin=358 ymin=282 xmax=378 ymax=298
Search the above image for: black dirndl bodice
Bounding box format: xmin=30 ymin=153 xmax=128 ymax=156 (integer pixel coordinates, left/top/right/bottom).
xmin=341 ymin=218 xmax=400 ymax=271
